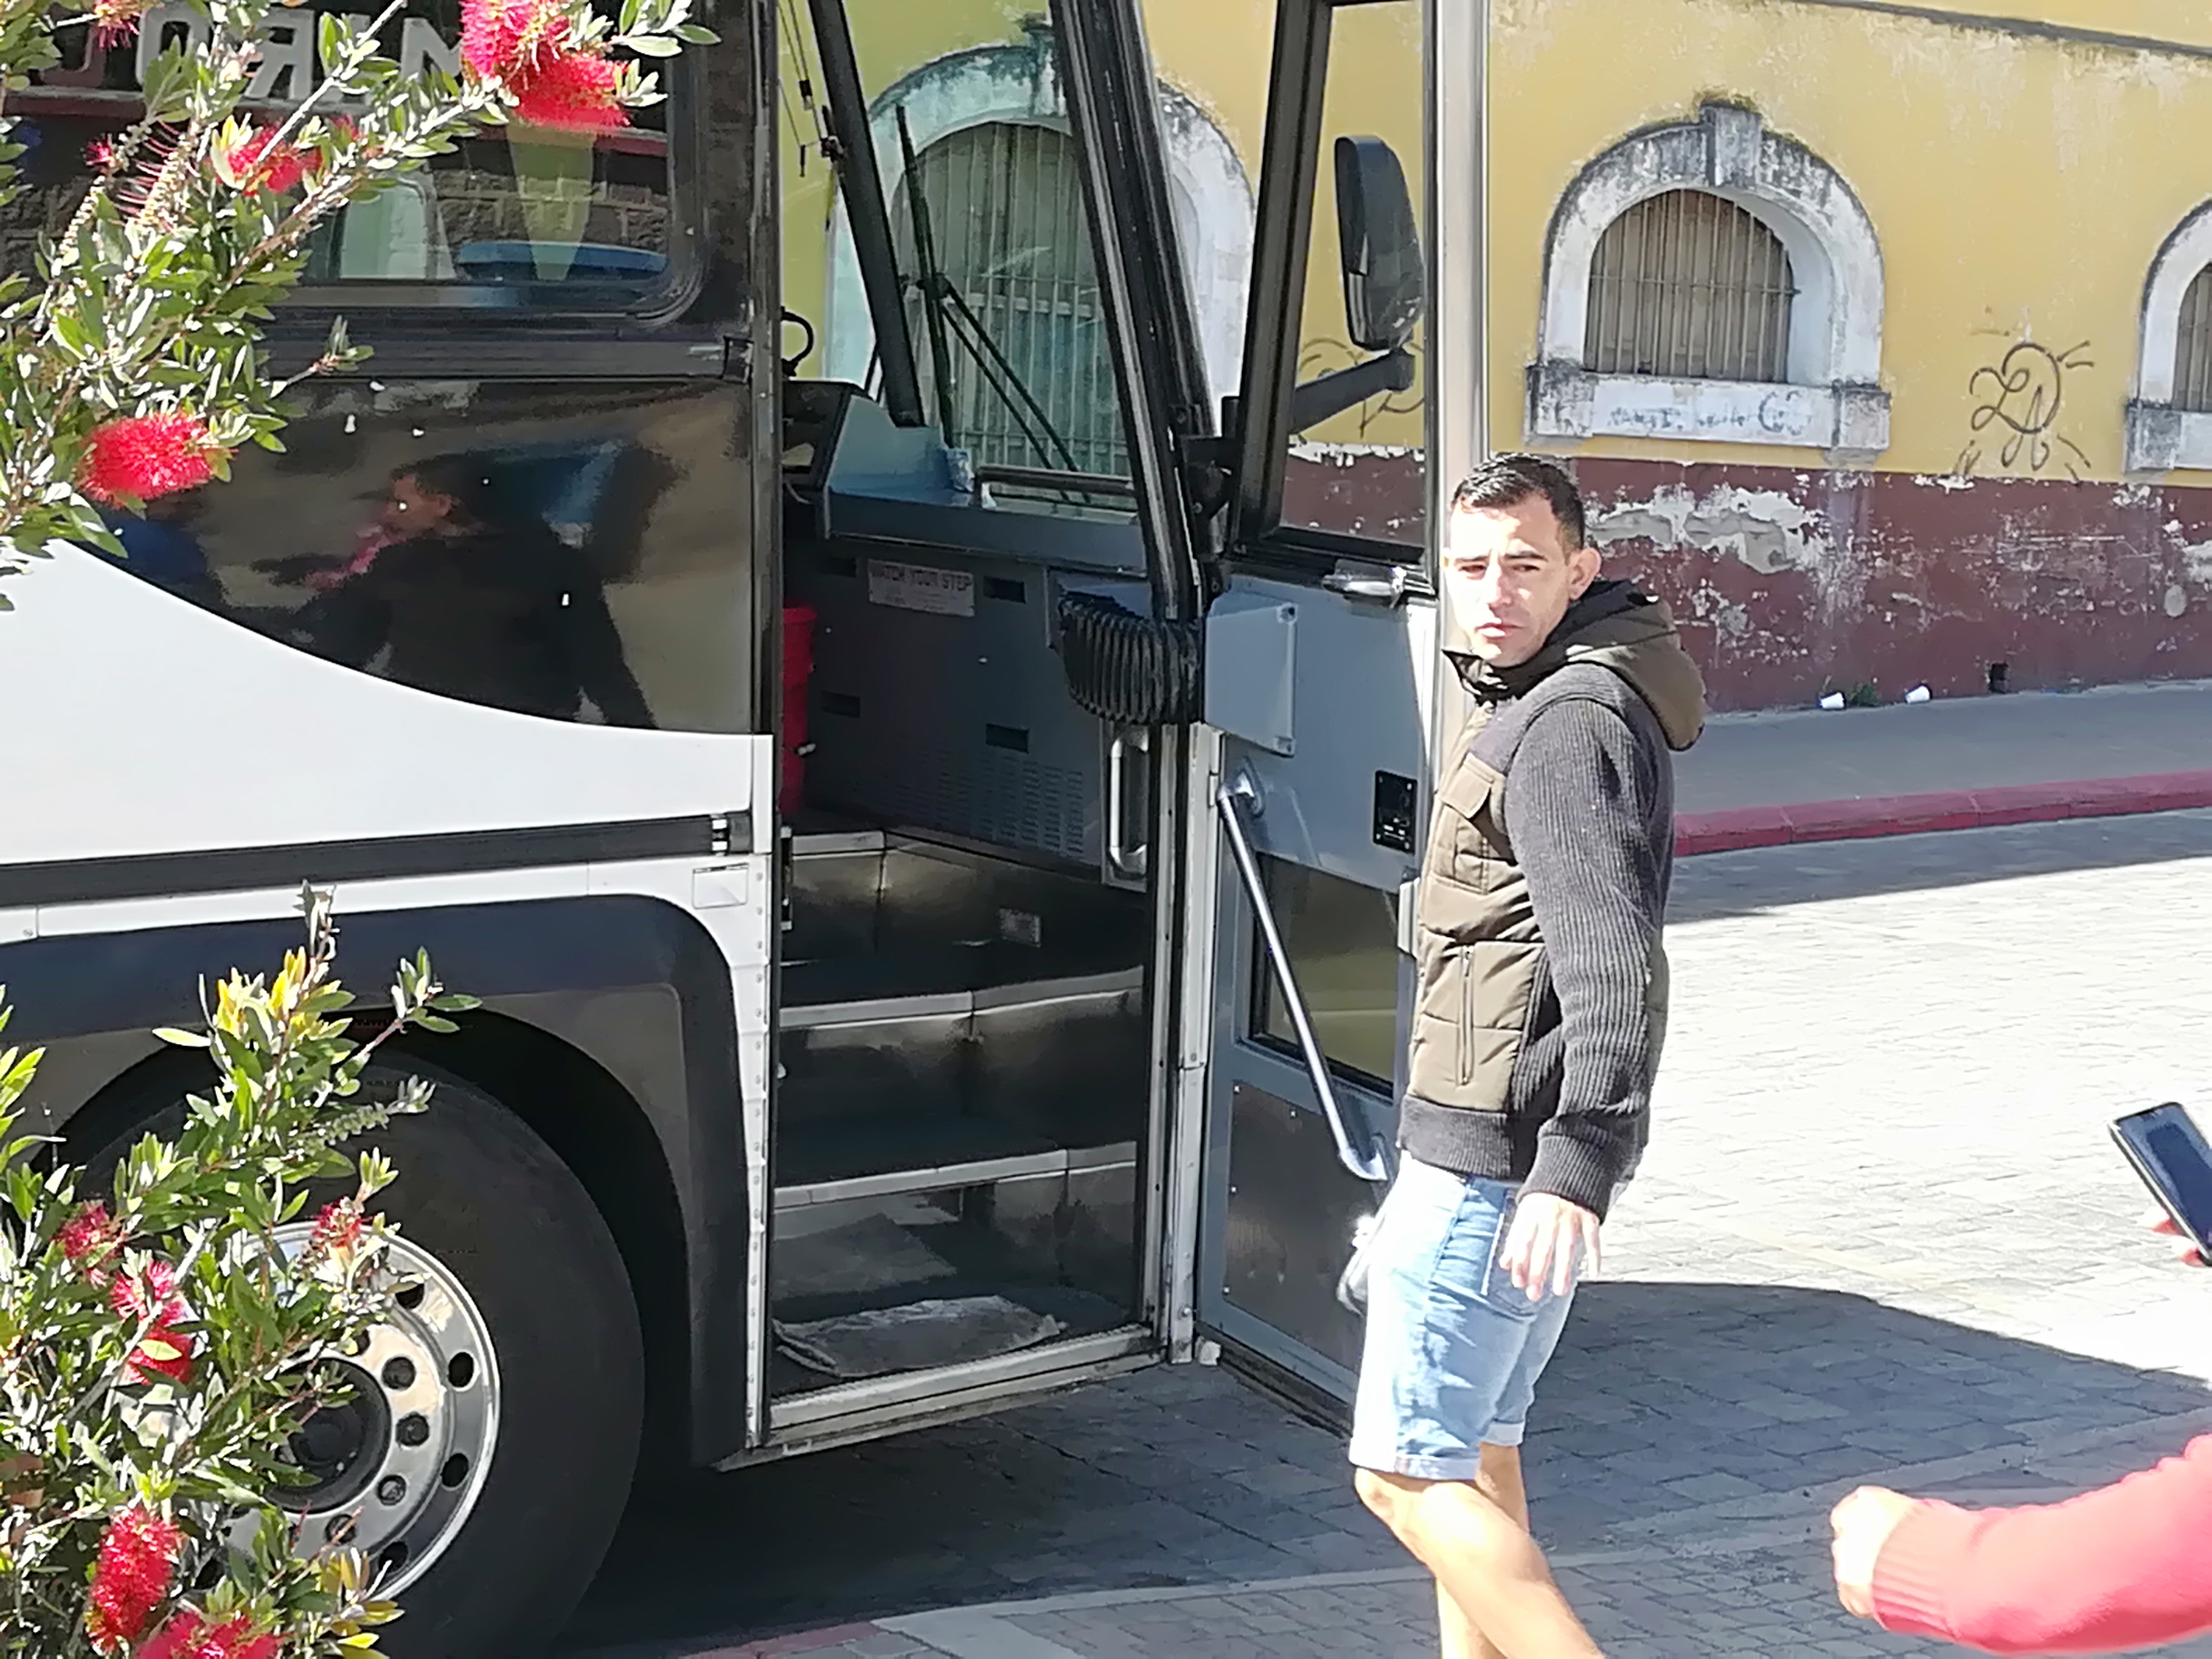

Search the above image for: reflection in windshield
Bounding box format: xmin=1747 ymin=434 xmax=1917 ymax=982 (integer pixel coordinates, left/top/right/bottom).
xmin=276 ymin=452 xmax=656 ymax=725
xmin=11 ymin=0 xmax=673 ymax=298
xmin=87 ymin=381 xmax=757 ymax=733
xmin=96 ymin=489 xmax=222 ymax=610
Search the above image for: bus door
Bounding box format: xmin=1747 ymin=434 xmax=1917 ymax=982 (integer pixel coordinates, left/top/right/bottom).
xmin=754 ymin=0 xmax=1217 ymax=1452
xmin=1176 ymin=0 xmax=1479 ymax=1410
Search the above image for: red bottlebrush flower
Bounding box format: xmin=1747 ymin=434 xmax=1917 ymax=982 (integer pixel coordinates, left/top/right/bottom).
xmin=57 ymin=1200 xmax=124 ymax=1270
xmin=216 ymin=126 xmax=308 ymax=194
xmin=84 ymin=1506 xmax=181 ymax=1655
xmin=511 ymin=47 xmax=628 ymax=133
xmin=88 ymin=0 xmax=152 ymax=45
xmin=460 ymin=0 xmax=571 ymax=80
xmin=84 ymin=135 xmax=120 ymax=173
xmin=111 ymin=1259 xmax=194 ymax=1385
xmin=141 ymin=1610 xmax=283 ymax=1659
xmin=77 ymin=414 xmax=221 ymax=506
xmin=308 ymin=1199 xmax=363 ymax=1256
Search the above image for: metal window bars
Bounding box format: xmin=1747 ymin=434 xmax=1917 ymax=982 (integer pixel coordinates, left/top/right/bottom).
xmin=1585 ymin=188 xmax=1796 ymax=384
xmin=2178 ymin=265 xmax=2212 ymax=414
xmin=891 ymin=119 xmax=1132 ymax=478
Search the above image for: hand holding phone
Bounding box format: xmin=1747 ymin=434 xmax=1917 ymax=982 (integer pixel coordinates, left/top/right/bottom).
xmin=2142 ymin=1207 xmax=2208 ymax=1268
xmin=2111 ymin=1104 xmax=2212 ymax=1265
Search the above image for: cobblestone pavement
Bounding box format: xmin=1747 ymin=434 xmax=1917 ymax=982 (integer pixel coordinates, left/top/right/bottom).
xmin=563 ymin=811 xmax=2212 ymax=1658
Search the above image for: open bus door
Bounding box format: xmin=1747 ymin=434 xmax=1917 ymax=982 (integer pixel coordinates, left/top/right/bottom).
xmin=1173 ymin=0 xmax=1485 ymax=1412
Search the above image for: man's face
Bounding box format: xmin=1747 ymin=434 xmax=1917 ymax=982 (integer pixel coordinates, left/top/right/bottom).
xmin=1441 ymin=495 xmax=1602 ymax=668
xmin=380 ymin=474 xmax=455 ymax=535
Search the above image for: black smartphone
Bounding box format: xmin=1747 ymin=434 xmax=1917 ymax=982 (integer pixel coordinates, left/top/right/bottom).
xmin=2111 ymin=1103 xmax=2212 ymax=1258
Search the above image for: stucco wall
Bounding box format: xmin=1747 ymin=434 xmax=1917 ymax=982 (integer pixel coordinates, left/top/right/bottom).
xmin=779 ymin=1 xmax=2212 ymax=710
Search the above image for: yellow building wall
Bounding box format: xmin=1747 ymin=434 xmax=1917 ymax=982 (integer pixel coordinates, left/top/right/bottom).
xmin=1490 ymin=0 xmax=2212 ymax=484
xmin=776 ymin=3 xmax=2212 ymax=489
xmin=773 ymin=0 xmax=1423 ymax=450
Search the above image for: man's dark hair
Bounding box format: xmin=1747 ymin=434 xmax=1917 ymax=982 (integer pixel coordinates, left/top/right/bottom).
xmin=396 ymin=453 xmax=508 ymax=531
xmin=1448 ymin=453 xmax=1587 ymax=551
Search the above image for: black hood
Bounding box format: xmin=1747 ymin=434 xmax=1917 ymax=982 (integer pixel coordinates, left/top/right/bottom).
xmin=1450 ymin=579 xmax=1707 ymax=751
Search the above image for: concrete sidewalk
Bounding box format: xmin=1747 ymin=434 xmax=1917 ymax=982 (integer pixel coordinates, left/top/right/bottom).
xmin=1675 ymin=677 xmax=2212 ymax=852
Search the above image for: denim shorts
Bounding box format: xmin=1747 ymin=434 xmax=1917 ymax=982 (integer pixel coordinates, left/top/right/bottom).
xmin=1347 ymin=1157 xmax=1578 ymax=1481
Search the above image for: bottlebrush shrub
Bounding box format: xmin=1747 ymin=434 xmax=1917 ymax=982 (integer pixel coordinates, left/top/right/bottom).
xmin=0 ymin=0 xmax=709 ymax=595
xmin=0 ymin=888 xmax=479 ymax=1655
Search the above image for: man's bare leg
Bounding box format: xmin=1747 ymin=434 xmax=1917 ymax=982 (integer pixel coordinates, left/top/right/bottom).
xmin=1357 ymin=1452 xmax=1601 ymax=1659
xmin=1433 ymin=1443 xmax=1537 ymax=1658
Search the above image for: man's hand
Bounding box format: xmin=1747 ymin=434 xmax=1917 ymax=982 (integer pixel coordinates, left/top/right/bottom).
xmin=1831 ymin=1486 xmax=1917 ymax=1620
xmin=2143 ymin=1206 xmax=2207 ymax=1268
xmin=1499 ymin=1193 xmax=1600 ymax=1301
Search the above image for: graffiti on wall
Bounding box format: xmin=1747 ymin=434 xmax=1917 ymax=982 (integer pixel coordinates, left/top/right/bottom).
xmin=1955 ymin=337 xmax=2094 ymax=481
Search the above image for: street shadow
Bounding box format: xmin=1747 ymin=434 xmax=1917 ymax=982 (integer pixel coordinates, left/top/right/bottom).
xmin=1673 ymin=807 xmax=2212 ymax=924
xmin=1525 ymin=1280 xmax=2210 ymax=1546
xmin=556 ymin=1282 xmax=2210 ymax=1655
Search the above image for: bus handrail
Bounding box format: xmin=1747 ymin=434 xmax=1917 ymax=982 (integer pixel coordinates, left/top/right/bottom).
xmin=1214 ymin=769 xmax=1391 ymax=1185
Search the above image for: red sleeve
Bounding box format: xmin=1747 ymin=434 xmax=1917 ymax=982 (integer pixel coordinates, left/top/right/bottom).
xmin=1872 ymin=1432 xmax=2212 ymax=1653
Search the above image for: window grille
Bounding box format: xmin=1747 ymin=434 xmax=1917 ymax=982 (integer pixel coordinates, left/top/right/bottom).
xmin=1585 ymin=190 xmax=1796 ymax=382
xmin=2176 ymin=264 xmax=2212 ymax=413
xmin=891 ymin=121 xmax=1127 ymax=476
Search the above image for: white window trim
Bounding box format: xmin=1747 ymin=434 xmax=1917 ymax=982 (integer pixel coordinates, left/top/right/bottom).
xmin=2125 ymin=200 xmax=2212 ymax=473
xmin=1528 ymin=103 xmax=1889 ymax=455
xmin=823 ymin=42 xmax=1253 ymax=416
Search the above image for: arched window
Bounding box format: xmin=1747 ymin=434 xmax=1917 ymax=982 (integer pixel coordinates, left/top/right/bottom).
xmin=891 ymin=121 xmax=1124 ymax=477
xmin=2176 ymin=264 xmax=2212 ymax=414
xmin=1585 ymin=190 xmax=1795 ymax=383
xmin=2126 ymin=203 xmax=2212 ymax=471
xmin=822 ymin=42 xmax=1253 ymax=466
xmin=1529 ymin=103 xmax=1888 ymax=454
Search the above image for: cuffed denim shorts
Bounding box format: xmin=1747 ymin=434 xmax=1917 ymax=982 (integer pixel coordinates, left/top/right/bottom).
xmin=1347 ymin=1156 xmax=1578 ymax=1481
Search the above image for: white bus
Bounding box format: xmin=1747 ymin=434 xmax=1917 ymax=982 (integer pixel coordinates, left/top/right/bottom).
xmin=3 ymin=0 xmax=1473 ymax=1650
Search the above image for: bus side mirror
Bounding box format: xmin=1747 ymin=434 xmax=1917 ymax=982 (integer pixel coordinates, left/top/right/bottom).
xmin=1334 ymin=136 xmax=1424 ymax=353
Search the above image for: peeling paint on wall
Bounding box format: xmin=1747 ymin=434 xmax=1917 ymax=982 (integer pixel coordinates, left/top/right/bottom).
xmin=1587 ymin=482 xmax=1830 ymax=575
xmin=1287 ymin=441 xmax=1422 ymax=466
xmin=2184 ymin=539 xmax=2212 ymax=588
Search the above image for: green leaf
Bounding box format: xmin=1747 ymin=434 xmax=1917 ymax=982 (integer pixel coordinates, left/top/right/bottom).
xmin=619 ymin=32 xmax=682 ymax=55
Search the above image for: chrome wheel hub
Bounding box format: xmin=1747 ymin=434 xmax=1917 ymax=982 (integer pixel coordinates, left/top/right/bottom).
xmin=263 ymin=1226 xmax=501 ymax=1594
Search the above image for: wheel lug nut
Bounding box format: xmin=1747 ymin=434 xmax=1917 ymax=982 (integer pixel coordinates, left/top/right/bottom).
xmin=396 ymin=1413 xmax=430 ymax=1448
xmin=377 ymin=1476 xmax=408 ymax=1506
xmin=381 ymin=1357 xmax=416 ymax=1391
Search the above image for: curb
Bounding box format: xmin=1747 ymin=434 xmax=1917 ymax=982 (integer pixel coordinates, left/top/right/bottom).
xmin=589 ymin=1624 xmax=887 ymax=1659
xmin=1675 ymin=768 xmax=2212 ymax=856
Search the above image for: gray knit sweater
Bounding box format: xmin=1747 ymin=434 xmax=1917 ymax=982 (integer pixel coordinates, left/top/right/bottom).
xmin=1395 ymin=664 xmax=1681 ymax=1216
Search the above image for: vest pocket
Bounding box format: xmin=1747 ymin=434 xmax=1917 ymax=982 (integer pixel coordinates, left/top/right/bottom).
xmin=1433 ymin=751 xmax=1509 ymax=895
xmin=1408 ymin=938 xmax=1542 ymax=1110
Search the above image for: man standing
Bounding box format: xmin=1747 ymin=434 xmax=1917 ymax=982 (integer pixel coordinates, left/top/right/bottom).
xmin=1351 ymin=454 xmax=1706 ymax=1658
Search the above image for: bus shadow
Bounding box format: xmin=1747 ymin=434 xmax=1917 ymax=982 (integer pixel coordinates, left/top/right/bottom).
xmin=1672 ymin=807 xmax=2212 ymax=925
xmin=556 ymin=1280 xmax=2210 ymax=1655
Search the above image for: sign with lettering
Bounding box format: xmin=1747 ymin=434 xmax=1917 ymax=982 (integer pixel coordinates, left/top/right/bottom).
xmin=866 ymin=559 xmax=975 ymax=619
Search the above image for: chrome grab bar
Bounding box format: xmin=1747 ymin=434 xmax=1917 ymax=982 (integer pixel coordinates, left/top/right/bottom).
xmin=1214 ymin=770 xmax=1391 ymax=1185
xmin=1107 ymin=727 xmax=1150 ymax=880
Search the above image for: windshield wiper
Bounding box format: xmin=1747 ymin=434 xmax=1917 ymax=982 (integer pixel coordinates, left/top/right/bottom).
xmin=893 ymin=106 xmax=1086 ymax=480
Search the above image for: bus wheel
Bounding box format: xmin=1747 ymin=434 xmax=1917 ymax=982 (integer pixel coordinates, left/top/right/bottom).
xmin=92 ymin=1063 xmax=645 ymax=1659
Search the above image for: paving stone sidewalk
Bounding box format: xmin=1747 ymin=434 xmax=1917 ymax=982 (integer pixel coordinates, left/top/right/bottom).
xmin=567 ymin=813 xmax=2212 ymax=1658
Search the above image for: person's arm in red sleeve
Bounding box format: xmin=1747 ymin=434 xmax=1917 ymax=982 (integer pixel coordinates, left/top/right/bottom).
xmin=1848 ymin=1432 xmax=2212 ymax=1653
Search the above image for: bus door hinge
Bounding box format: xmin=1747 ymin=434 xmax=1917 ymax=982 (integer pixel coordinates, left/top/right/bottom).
xmin=709 ymin=814 xmax=734 ymax=856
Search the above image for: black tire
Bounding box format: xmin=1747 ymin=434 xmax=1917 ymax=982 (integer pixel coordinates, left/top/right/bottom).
xmin=85 ymin=1060 xmax=644 ymax=1659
